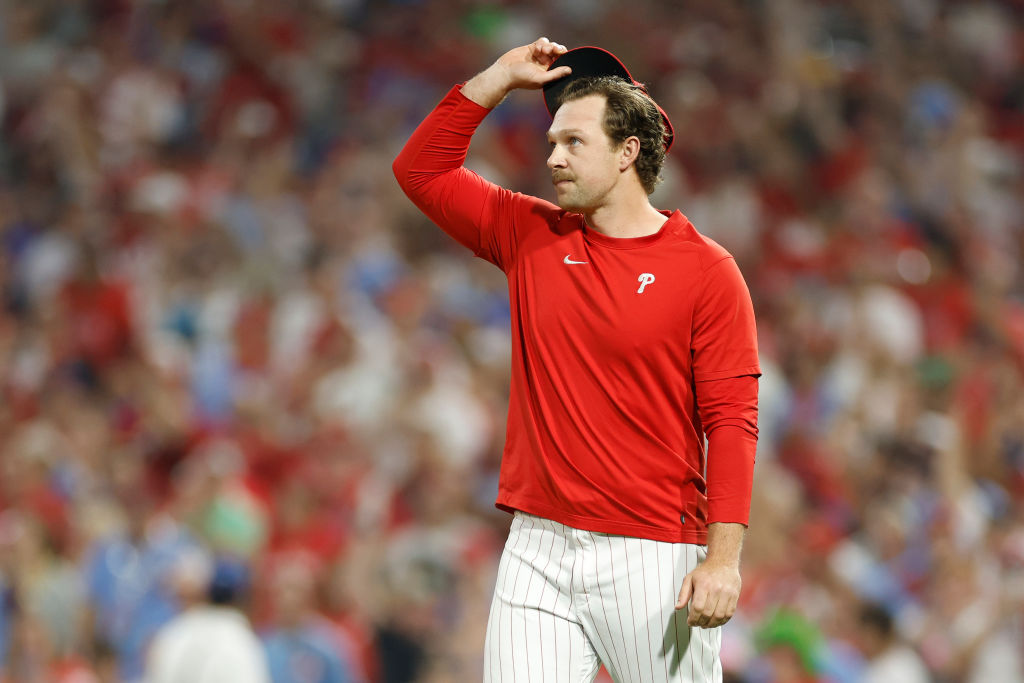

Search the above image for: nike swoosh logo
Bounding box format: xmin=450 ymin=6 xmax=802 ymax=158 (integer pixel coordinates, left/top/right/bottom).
xmin=563 ymin=255 xmax=588 ymax=265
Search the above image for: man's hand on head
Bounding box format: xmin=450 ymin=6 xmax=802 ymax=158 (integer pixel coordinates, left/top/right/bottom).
xmin=462 ymin=37 xmax=571 ymax=109
xmin=498 ymin=37 xmax=572 ymax=89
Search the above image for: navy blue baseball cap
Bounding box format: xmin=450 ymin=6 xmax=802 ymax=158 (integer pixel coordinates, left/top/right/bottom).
xmin=543 ymin=46 xmax=675 ymax=152
xmin=208 ymin=558 xmax=250 ymax=604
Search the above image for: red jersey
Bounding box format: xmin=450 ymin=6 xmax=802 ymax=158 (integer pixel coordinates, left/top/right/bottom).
xmin=394 ymin=86 xmax=759 ymax=543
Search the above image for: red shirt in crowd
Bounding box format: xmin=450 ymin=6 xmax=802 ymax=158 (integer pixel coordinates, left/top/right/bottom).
xmin=59 ymin=277 xmax=133 ymax=367
xmin=393 ymin=86 xmax=760 ymax=543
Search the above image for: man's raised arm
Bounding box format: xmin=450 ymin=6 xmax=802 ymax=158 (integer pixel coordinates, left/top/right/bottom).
xmin=391 ymin=39 xmax=570 ymax=261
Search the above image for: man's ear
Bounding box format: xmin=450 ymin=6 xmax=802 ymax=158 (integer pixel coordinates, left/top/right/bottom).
xmin=619 ymin=136 xmax=641 ymax=171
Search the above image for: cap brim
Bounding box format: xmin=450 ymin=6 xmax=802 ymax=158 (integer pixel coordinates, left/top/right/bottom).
xmin=543 ymin=46 xmax=674 ymax=152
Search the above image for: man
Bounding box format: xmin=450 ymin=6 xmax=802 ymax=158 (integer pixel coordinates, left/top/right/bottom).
xmin=262 ymin=556 xmax=360 ymax=683
xmin=393 ymin=38 xmax=759 ymax=682
xmin=855 ymin=602 xmax=929 ymax=683
xmin=146 ymin=555 xmax=270 ymax=683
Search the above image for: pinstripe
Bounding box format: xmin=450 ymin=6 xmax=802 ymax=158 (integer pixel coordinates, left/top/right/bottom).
xmin=551 ymin=534 xmax=563 ymax=682
xmin=708 ymin=547 xmax=721 ymax=683
xmin=703 ymin=620 xmax=709 ymax=682
xmin=527 ymin=518 xmax=556 ymax=681
xmin=637 ymin=539 xmax=657 ymax=683
xmin=606 ymin=534 xmax=632 ymax=681
xmin=654 ymin=542 xmax=667 ymax=682
xmin=584 ymin=531 xmax=622 ymax=674
xmin=622 ymin=536 xmax=643 ymax=682
xmin=582 ymin=531 xmax=610 ymax=672
xmin=520 ymin=516 xmax=541 ymax=682
xmin=552 ymin=524 xmax=569 ymax=679
xmin=526 ymin=517 xmax=541 ymax=683
xmin=485 ymin=552 xmax=496 ymax=683
xmin=534 ymin=605 xmax=549 ymax=682
xmin=707 ymin=618 xmax=716 ymax=681
xmin=695 ymin=546 xmax=706 ymax=682
xmin=672 ymin=543 xmax=683 ymax=682
xmin=569 ymin=526 xmax=579 ymax=678
xmin=511 ymin=516 xmax=530 ymax=679
xmin=572 ymin=528 xmax=602 ymax=683
xmin=491 ymin=518 xmax=517 ymax=683
xmin=555 ymin=524 xmax=571 ymax=620
xmin=705 ymin=626 xmax=711 ymax=680
xmin=686 ymin=546 xmax=694 ymax=683
xmin=504 ymin=517 xmax=520 ymax=682
xmin=569 ymin=526 xmax=579 ymax=609
xmin=591 ymin=531 xmax=622 ymax=673
xmin=716 ymin=621 xmax=723 ymax=681
xmin=558 ymin=588 xmax=570 ymax=681
xmin=646 ymin=539 xmax=660 ymax=683
xmin=509 ymin=520 xmax=528 ymax=679
xmin=567 ymin=606 xmax=572 ymax=682
xmin=509 ymin=515 xmax=530 ymax=682
xmin=487 ymin=554 xmax=498 ymax=681
xmin=535 ymin=518 xmax=558 ymax=613
xmin=540 ymin=525 xmax=559 ymax=681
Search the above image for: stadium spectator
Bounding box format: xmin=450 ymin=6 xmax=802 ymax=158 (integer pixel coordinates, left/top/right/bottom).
xmin=262 ymin=556 xmax=360 ymax=683
xmin=146 ymin=553 xmax=270 ymax=683
xmin=853 ymin=601 xmax=929 ymax=683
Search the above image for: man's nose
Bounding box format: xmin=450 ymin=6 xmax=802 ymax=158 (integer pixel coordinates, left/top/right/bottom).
xmin=546 ymin=146 xmax=566 ymax=169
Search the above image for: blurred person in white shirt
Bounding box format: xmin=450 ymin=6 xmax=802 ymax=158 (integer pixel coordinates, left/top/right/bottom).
xmin=145 ymin=552 xmax=269 ymax=683
xmin=855 ymin=601 xmax=930 ymax=683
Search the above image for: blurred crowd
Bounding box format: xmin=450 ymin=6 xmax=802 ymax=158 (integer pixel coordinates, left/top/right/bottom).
xmin=0 ymin=0 xmax=1022 ymax=681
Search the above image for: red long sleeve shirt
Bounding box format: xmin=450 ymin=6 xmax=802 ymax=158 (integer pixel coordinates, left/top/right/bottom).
xmin=394 ymin=86 xmax=759 ymax=543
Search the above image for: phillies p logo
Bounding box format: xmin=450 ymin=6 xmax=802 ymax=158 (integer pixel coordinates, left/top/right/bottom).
xmin=637 ymin=273 xmax=656 ymax=293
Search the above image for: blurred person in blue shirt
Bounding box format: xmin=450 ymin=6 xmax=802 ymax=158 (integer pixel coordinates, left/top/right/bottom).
xmin=262 ymin=557 xmax=359 ymax=683
xmin=82 ymin=488 xmax=201 ymax=682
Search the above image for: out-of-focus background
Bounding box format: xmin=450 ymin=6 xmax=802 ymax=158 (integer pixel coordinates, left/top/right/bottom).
xmin=0 ymin=0 xmax=1022 ymax=681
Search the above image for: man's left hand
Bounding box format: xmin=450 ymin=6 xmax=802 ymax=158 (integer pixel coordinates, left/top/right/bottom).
xmin=675 ymin=560 xmax=742 ymax=629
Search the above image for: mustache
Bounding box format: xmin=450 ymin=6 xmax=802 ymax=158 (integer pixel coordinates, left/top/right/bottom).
xmin=552 ymin=173 xmax=574 ymax=183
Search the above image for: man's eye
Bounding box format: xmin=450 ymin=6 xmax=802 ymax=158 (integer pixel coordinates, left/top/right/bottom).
xmin=569 ymin=137 xmax=581 ymax=145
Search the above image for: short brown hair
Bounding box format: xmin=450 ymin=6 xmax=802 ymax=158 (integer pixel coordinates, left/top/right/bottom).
xmin=557 ymin=76 xmax=668 ymax=194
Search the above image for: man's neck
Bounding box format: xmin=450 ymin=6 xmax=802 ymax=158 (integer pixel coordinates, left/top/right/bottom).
xmin=583 ymin=194 xmax=667 ymax=239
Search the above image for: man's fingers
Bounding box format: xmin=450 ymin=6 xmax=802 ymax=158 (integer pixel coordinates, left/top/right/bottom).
xmin=687 ymin=580 xmax=709 ymax=623
xmin=530 ymin=38 xmax=568 ymax=65
xmin=538 ymin=66 xmax=572 ymax=83
xmin=709 ymin=597 xmax=733 ymax=627
xmin=683 ymin=577 xmax=740 ymax=627
xmin=688 ymin=591 xmax=718 ymax=627
xmin=675 ymin=574 xmax=693 ymax=610
xmin=678 ymin=565 xmax=742 ymax=628
xmin=697 ymin=587 xmax=741 ymax=628
xmin=726 ymin=592 xmax=739 ymax=619
xmin=533 ymin=37 xmax=567 ymax=53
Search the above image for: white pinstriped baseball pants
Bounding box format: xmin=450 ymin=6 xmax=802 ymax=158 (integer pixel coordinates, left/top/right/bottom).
xmin=484 ymin=512 xmax=721 ymax=682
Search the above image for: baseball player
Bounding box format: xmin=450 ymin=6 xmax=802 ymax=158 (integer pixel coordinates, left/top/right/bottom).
xmin=393 ymin=38 xmax=760 ymax=682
